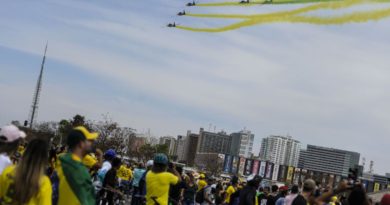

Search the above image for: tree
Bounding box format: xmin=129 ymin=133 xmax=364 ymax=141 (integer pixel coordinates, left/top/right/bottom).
xmin=139 ymin=144 xmax=156 ymax=162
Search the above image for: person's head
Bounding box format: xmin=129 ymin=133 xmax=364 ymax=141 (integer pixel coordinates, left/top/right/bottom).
xmin=111 ymin=157 xmax=122 ymax=169
xmin=231 ymin=175 xmax=239 ymax=186
xmin=291 ymin=185 xmax=299 ymax=194
xmin=264 ymin=186 xmax=271 ymax=193
xmin=152 ymin=153 xmax=169 ymax=173
xmin=104 ymin=149 xmax=116 ymax=161
xmin=348 ymin=185 xmax=369 ymax=205
xmin=146 ymin=160 xmax=154 ymax=170
xmin=381 ymin=194 xmax=390 ymax=205
xmin=302 ymin=179 xmax=316 ymax=194
xmin=0 ymin=125 xmax=26 ymax=155
xmin=272 ymin=185 xmax=279 ymax=193
xmin=259 ymin=187 xmax=264 ymax=192
xmin=279 ymin=186 xmax=289 ymax=197
xmin=137 ymin=162 xmax=145 ymax=169
xmin=67 ymin=126 xmax=98 ymax=157
xmin=14 ymin=138 xmax=49 ymax=204
xmin=248 ymin=175 xmax=262 ymax=188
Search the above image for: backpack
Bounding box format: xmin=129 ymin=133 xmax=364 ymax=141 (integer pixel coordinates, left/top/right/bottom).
xmin=195 ymin=186 xmax=208 ymax=203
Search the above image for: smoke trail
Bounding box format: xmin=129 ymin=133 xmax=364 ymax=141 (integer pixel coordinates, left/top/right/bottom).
xmin=196 ymin=0 xmax=339 ymax=6
xmin=177 ymin=0 xmax=390 ymax=32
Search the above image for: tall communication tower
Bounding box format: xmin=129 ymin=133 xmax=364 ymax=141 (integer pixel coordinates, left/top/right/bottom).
xmin=28 ymin=43 xmax=48 ymax=129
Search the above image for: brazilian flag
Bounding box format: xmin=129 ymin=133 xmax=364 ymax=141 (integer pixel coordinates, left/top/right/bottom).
xmin=57 ymin=153 xmax=95 ymax=205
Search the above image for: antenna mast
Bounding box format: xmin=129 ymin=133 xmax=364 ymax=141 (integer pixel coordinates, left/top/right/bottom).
xmin=28 ymin=43 xmax=48 ymax=129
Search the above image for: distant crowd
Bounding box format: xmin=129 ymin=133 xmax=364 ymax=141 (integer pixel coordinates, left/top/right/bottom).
xmin=0 ymin=124 xmax=390 ymax=205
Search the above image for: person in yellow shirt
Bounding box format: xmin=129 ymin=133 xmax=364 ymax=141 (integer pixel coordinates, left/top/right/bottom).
xmin=56 ymin=126 xmax=98 ymax=205
xmin=0 ymin=138 xmax=52 ymax=205
xmin=118 ymin=163 xmax=133 ymax=196
xmin=198 ymin=174 xmax=207 ymax=191
xmin=146 ymin=153 xmax=181 ymax=205
xmin=224 ymin=176 xmax=239 ymax=204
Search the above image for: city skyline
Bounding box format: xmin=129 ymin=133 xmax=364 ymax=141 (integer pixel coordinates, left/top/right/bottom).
xmin=1 ymin=0 xmax=390 ymax=175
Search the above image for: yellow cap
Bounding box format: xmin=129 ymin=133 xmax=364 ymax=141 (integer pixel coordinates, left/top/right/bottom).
xmin=74 ymin=126 xmax=99 ymax=140
xmin=200 ymin=174 xmax=206 ymax=179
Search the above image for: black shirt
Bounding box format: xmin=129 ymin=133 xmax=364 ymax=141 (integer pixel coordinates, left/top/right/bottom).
xmin=103 ymin=168 xmax=118 ymax=189
xmin=292 ymin=195 xmax=307 ymax=205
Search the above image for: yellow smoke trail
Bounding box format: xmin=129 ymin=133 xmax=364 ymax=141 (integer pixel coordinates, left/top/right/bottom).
xmin=196 ymin=0 xmax=339 ymax=6
xmin=288 ymin=7 xmax=390 ymax=24
xmin=186 ymin=0 xmax=363 ymax=19
xmin=177 ymin=0 xmax=390 ymax=32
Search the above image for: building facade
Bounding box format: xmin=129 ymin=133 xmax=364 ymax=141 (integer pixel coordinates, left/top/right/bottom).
xmin=159 ymin=136 xmax=177 ymax=156
xmin=298 ymin=145 xmax=360 ymax=177
xmin=259 ymin=135 xmax=301 ymax=167
xmin=196 ymin=128 xmax=232 ymax=155
xmin=230 ymin=130 xmax=254 ymax=158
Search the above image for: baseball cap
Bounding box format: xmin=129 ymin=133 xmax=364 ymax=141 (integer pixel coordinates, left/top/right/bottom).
xmin=381 ymin=194 xmax=390 ymax=205
xmin=0 ymin=125 xmax=26 ymax=142
xmin=303 ymin=179 xmax=316 ymax=192
xmin=67 ymin=126 xmax=98 ymax=148
xmin=154 ymin=153 xmax=168 ymax=165
xmin=74 ymin=126 xmax=98 ymax=140
xmin=146 ymin=160 xmax=154 ymax=167
xmin=279 ymin=186 xmax=289 ymax=191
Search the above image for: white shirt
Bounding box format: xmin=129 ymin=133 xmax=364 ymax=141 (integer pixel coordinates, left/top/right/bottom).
xmin=0 ymin=154 xmax=12 ymax=174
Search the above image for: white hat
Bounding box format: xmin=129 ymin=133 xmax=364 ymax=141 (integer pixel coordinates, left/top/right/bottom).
xmin=146 ymin=160 xmax=154 ymax=167
xmin=0 ymin=125 xmax=26 ymax=142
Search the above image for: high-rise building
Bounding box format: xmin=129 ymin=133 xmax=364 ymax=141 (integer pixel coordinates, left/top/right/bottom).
xmin=159 ymin=136 xmax=177 ymax=156
xmin=184 ymin=131 xmax=199 ymax=166
xmin=298 ymin=145 xmax=360 ymax=177
xmin=259 ymin=135 xmax=301 ymax=167
xmin=175 ymin=135 xmax=186 ymax=161
xmin=230 ymin=130 xmax=254 ymax=158
xmin=197 ymin=128 xmax=232 ymax=155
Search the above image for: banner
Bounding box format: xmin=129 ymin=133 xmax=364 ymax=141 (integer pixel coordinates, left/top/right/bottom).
xmin=293 ymin=168 xmax=301 ymax=185
xmin=259 ymin=161 xmax=267 ymax=177
xmin=252 ymin=160 xmax=260 ymax=175
xmin=265 ymin=162 xmax=273 ymax=179
xmin=244 ymin=159 xmax=253 ymax=176
xmin=223 ymin=155 xmax=232 ymax=173
xmin=238 ymin=157 xmax=246 ymax=176
xmin=278 ymin=165 xmax=287 ymax=182
xmin=286 ymin=166 xmax=294 ymax=183
xmin=272 ymin=164 xmax=279 ymax=181
xmin=374 ymin=183 xmax=380 ymax=192
xmin=231 ymin=156 xmax=239 ymax=174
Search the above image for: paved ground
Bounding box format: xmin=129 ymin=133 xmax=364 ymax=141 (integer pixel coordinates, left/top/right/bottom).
xmin=368 ymin=189 xmax=390 ymax=203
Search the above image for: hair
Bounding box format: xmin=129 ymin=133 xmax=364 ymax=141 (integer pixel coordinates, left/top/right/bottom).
xmin=67 ymin=130 xmax=86 ymax=150
xmin=348 ymin=185 xmax=370 ymax=205
xmin=291 ymin=185 xmax=299 ymax=194
xmin=0 ymin=139 xmax=20 ymax=155
xmin=13 ymin=138 xmax=49 ymax=204
xmin=272 ymin=185 xmax=279 ymax=192
xmin=111 ymin=157 xmax=122 ymax=168
xmin=152 ymin=163 xmax=167 ymax=173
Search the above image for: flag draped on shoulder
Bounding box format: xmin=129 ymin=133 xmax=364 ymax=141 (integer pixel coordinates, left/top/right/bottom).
xmin=57 ymin=153 xmax=95 ymax=205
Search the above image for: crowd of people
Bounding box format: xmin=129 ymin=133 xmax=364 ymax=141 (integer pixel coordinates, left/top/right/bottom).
xmin=0 ymin=124 xmax=390 ymax=205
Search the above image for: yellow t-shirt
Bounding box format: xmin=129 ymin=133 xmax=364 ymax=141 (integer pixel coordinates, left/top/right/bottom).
xmin=117 ymin=165 xmax=132 ymax=181
xmin=146 ymin=171 xmax=179 ymax=205
xmin=197 ymin=179 xmax=207 ymax=191
xmin=224 ymin=185 xmax=236 ymax=203
xmin=82 ymin=154 xmax=98 ymax=169
xmin=0 ymin=165 xmax=52 ymax=205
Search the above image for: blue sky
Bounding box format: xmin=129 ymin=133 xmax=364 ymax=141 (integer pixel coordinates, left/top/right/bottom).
xmin=1 ymin=0 xmax=390 ymax=174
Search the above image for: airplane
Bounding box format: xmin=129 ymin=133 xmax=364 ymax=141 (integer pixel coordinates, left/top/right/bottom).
xmin=167 ymin=22 xmax=176 ymax=27
xmin=177 ymin=10 xmax=186 ymax=16
xmin=186 ymin=0 xmax=196 ymax=6
xmin=239 ymin=0 xmax=250 ymax=3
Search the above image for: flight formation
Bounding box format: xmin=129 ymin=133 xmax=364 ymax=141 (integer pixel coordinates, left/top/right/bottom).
xmin=167 ymin=0 xmax=390 ymax=32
